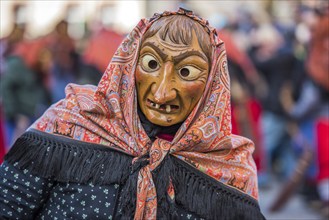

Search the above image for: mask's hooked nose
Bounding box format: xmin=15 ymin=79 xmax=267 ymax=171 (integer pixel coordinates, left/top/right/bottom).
xmin=152 ymin=62 xmax=177 ymax=104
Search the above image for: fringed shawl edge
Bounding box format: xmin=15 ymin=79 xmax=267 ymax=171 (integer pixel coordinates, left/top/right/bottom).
xmin=4 ymin=130 xmax=265 ymax=220
xmin=4 ymin=129 xmax=133 ymax=185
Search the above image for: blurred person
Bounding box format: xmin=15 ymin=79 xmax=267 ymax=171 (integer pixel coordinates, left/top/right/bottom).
xmin=0 ymin=9 xmax=265 ymax=219
xmin=0 ymin=38 xmax=53 ymax=150
xmin=0 ymin=24 xmax=26 ymax=74
xmin=48 ymin=18 xmax=103 ymax=87
xmin=282 ymin=8 xmax=329 ymax=217
xmin=311 ymin=11 xmax=329 ymax=217
xmin=79 ymin=4 xmax=124 ymax=86
xmin=0 ymin=22 xmax=26 ymax=160
xmin=47 ymin=20 xmax=78 ymax=103
xmin=249 ymin=24 xmax=297 ymax=188
xmin=0 ymin=3 xmax=28 ymax=158
xmin=49 ymin=19 xmax=103 ymax=90
xmin=217 ymin=29 xmax=266 ymax=177
xmin=0 ymin=3 xmax=28 ymax=75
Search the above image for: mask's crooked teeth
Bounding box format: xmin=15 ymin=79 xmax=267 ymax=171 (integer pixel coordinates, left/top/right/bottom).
xmin=166 ymin=105 xmax=171 ymax=113
xmin=155 ymin=104 xmax=160 ymax=109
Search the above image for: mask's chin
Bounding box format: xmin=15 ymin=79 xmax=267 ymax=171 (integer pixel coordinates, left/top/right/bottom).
xmin=145 ymin=110 xmax=175 ymax=126
xmin=137 ymin=105 xmax=183 ymax=141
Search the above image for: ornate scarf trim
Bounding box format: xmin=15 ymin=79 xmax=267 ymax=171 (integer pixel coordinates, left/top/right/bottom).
xmin=29 ymin=8 xmax=259 ymax=219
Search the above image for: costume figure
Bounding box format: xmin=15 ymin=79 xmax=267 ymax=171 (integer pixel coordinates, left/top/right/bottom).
xmin=0 ymin=9 xmax=265 ymax=219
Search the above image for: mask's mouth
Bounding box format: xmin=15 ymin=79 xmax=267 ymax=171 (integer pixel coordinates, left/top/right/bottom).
xmin=146 ymin=99 xmax=179 ymax=113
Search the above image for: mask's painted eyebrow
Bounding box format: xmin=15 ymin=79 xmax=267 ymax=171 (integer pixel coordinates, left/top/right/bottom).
xmin=141 ymin=42 xmax=168 ymax=61
xmin=172 ymin=50 xmax=208 ymax=64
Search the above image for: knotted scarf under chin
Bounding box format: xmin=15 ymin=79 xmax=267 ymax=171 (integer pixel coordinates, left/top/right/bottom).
xmin=116 ymin=108 xmax=182 ymax=219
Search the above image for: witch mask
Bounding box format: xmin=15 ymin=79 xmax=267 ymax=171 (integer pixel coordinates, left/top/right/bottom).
xmin=136 ymin=15 xmax=212 ymax=126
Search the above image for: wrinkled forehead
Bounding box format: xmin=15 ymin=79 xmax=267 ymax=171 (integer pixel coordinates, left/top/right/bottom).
xmin=141 ymin=15 xmax=213 ymax=62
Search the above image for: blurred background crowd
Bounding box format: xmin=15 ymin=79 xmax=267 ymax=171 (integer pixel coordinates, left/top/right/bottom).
xmin=0 ymin=0 xmax=328 ymax=219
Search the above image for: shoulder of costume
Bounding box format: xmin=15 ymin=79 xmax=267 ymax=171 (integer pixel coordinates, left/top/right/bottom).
xmin=4 ymin=129 xmax=133 ymax=185
xmin=162 ymin=156 xmax=265 ymax=219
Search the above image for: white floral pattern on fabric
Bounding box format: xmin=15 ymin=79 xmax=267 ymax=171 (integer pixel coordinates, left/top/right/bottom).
xmin=0 ymin=161 xmax=201 ymax=219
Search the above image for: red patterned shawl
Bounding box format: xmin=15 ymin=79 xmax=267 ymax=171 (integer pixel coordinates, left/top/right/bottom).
xmin=31 ymin=9 xmax=259 ymax=219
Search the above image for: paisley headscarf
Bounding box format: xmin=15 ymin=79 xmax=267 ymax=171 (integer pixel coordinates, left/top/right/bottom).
xmin=31 ymin=9 xmax=258 ymax=219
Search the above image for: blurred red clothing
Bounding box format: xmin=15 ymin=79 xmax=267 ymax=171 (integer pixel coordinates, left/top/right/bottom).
xmin=307 ymin=14 xmax=329 ymax=91
xmin=83 ymin=28 xmax=124 ymax=72
xmin=317 ymin=118 xmax=329 ymax=181
xmin=12 ymin=37 xmax=51 ymax=70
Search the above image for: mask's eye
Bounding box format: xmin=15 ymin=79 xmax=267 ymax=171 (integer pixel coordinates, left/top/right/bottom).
xmin=141 ymin=54 xmax=159 ymax=72
xmin=178 ymin=66 xmax=202 ymax=80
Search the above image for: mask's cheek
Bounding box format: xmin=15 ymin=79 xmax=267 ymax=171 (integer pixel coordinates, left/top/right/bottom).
xmin=135 ymin=66 xmax=144 ymax=84
xmin=135 ymin=67 xmax=154 ymax=110
xmin=180 ymin=82 xmax=207 ymax=102
xmin=176 ymin=82 xmax=206 ymax=118
xmin=135 ymin=67 xmax=147 ymax=90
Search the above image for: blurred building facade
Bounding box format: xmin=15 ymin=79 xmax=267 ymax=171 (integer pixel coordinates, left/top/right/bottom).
xmin=1 ymin=0 xmax=293 ymax=39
